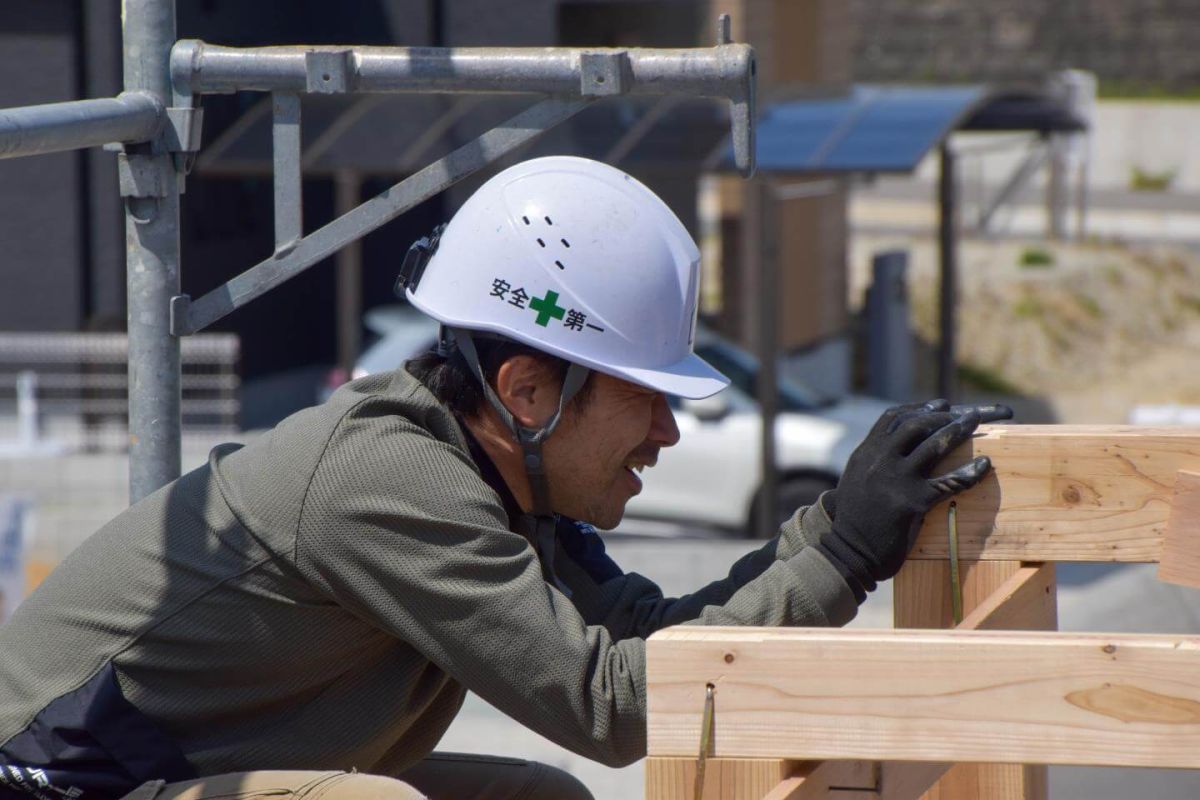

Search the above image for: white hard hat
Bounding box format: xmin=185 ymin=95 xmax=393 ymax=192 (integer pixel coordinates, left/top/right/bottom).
xmin=404 ymin=156 xmax=729 ymax=399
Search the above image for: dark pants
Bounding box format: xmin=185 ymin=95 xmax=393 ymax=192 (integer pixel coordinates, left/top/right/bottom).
xmin=122 ymin=753 xmax=594 ymax=800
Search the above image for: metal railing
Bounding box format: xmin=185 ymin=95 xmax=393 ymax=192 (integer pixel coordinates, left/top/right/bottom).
xmin=0 ymin=2 xmax=757 ymax=503
xmin=0 ymin=333 xmax=239 ymax=453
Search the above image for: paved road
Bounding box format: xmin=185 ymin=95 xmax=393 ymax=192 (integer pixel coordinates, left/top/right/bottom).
xmin=435 ymin=525 xmax=1200 ymax=799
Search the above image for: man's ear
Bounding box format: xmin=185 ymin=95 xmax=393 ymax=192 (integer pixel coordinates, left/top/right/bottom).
xmin=493 ymin=355 xmax=559 ymax=429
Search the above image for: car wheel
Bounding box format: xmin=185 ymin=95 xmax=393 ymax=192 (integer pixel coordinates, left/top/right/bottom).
xmin=747 ymin=476 xmax=836 ymax=539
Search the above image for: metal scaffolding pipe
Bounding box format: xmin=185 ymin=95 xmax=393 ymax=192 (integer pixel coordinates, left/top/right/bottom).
xmin=0 ymin=93 xmax=162 ymax=160
xmin=124 ymin=0 xmax=183 ymax=503
xmin=172 ymin=40 xmax=756 ymax=175
xmin=172 ymin=41 xmax=754 ymax=97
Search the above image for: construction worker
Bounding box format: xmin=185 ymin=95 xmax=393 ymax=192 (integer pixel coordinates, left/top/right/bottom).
xmin=0 ymin=156 xmax=1010 ymax=800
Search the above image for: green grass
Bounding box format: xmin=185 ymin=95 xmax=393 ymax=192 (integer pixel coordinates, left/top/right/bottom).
xmin=1098 ymin=80 xmax=1200 ymax=101
xmin=1019 ymin=247 xmax=1056 ymax=268
xmin=1074 ymin=293 xmax=1104 ymax=319
xmin=1179 ymin=294 xmax=1200 ymax=315
xmin=1013 ymin=296 xmax=1044 ymax=319
xmin=1130 ymin=166 xmax=1176 ymax=192
xmin=957 ymin=363 xmax=1024 ymax=396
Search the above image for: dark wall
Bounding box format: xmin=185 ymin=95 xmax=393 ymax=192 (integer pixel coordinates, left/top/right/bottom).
xmin=173 ymin=0 xmax=439 ymax=379
xmin=0 ymin=2 xmax=86 ymax=331
xmin=0 ymin=0 xmax=697 ymax=382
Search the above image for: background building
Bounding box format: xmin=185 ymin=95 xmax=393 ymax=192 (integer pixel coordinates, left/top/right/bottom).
xmin=6 ymin=1 xmax=1188 ymax=424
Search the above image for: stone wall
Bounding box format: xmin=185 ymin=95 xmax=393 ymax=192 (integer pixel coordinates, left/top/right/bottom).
xmin=848 ymin=0 xmax=1200 ymax=90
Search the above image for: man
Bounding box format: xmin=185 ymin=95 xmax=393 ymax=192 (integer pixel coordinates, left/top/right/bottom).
xmin=0 ymin=157 xmax=1009 ymax=800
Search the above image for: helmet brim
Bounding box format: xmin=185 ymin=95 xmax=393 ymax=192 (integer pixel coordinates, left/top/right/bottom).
xmin=608 ymin=352 xmax=730 ymax=400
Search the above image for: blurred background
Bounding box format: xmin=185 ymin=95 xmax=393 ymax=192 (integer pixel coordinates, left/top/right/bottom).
xmin=3 ymin=1 xmax=1200 ymax=796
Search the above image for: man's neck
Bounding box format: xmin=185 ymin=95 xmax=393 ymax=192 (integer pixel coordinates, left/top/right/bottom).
xmin=461 ymin=412 xmax=534 ymax=514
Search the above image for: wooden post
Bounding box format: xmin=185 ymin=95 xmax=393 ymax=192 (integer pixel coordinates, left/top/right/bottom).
xmin=645 ymin=758 xmax=800 ymax=800
xmin=1158 ymin=471 xmax=1200 ymax=588
xmin=894 ymin=560 xmax=1057 ymax=800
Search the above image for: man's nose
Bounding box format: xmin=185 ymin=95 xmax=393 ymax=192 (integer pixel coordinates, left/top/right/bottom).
xmin=649 ymin=393 xmax=680 ymax=448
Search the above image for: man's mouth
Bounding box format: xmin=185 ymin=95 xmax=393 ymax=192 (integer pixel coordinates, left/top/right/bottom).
xmin=622 ymin=454 xmax=656 ymax=492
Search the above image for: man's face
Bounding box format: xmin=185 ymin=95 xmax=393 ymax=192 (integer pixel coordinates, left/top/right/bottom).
xmin=542 ymin=372 xmax=681 ymax=529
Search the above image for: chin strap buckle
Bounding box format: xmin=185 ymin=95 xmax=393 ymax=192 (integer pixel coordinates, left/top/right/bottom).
xmin=394 ymin=223 xmax=447 ymax=296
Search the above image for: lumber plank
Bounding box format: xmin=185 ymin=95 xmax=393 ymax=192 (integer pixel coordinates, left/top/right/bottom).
xmin=770 ymin=758 xmax=949 ymax=800
xmin=894 ymin=560 xmax=1057 ymax=632
xmin=760 ymin=761 xmax=877 ymax=800
xmin=645 ymin=567 xmax=1055 ymax=800
xmin=910 ymin=425 xmax=1200 ymax=562
xmin=646 ymin=627 xmax=1200 ymax=769
xmin=1157 ymin=470 xmax=1200 ymax=588
xmin=644 ymin=756 xmax=799 ymax=800
xmin=893 ymin=561 xmax=1055 ymax=800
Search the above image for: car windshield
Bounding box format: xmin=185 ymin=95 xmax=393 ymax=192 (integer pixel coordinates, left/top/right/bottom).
xmin=695 ymin=338 xmax=834 ymax=412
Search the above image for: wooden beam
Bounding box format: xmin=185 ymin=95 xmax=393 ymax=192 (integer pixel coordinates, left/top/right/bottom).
xmin=894 ymin=560 xmax=1058 ymax=633
xmin=643 ymin=567 xmax=1057 ymax=800
xmin=646 ymin=627 xmax=1200 ymax=769
xmin=957 ymin=563 xmax=1057 ymax=632
xmin=894 ymin=561 xmax=1055 ymax=800
xmin=1158 ymin=471 xmax=1200 ymax=589
xmin=771 ymin=758 xmax=949 ymax=800
xmin=910 ymin=425 xmax=1200 ymax=562
xmin=762 ymin=760 xmax=878 ymax=800
xmin=644 ymin=757 xmax=800 ymax=800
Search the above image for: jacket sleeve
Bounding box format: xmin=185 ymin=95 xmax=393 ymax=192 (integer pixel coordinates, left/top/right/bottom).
xmin=566 ymin=493 xmax=859 ymax=640
xmin=295 ymin=406 xmax=647 ymax=767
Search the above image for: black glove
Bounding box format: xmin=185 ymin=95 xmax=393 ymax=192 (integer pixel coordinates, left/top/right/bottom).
xmin=817 ymin=399 xmax=1013 ymax=599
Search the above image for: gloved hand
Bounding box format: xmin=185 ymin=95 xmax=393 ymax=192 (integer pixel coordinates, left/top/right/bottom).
xmin=816 ymin=399 xmax=1013 ymax=598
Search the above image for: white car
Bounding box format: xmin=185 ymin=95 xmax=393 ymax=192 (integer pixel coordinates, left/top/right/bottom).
xmin=626 ymin=330 xmax=891 ymax=535
xmin=351 ymin=306 xmax=891 ymax=536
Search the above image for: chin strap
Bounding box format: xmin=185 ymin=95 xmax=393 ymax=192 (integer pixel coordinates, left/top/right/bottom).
xmin=450 ymin=327 xmax=590 ymax=519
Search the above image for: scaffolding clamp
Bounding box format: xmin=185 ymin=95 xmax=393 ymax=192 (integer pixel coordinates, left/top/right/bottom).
xmin=306 ymin=50 xmax=356 ymax=94
xmin=579 ymin=51 xmax=632 ymax=96
xmin=165 ymin=106 xmax=204 ymax=154
xmin=170 ymin=295 xmax=193 ymax=338
xmin=118 ymin=152 xmax=170 ymax=199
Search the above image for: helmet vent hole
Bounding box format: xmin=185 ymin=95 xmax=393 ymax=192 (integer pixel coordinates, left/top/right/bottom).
xmin=536 ymin=238 xmax=546 ymax=247
xmin=544 ymin=216 xmax=553 ymax=225
xmin=554 ymin=260 xmax=565 ymax=270
xmin=561 ymin=238 xmax=570 ymax=248
xmin=522 ymin=216 xmax=530 ymax=225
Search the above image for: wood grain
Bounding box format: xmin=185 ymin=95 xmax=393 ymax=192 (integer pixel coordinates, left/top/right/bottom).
xmin=895 ymin=560 xmax=1055 ymax=800
xmin=646 ymin=627 xmax=1200 ymax=768
xmin=644 ymin=757 xmax=800 ymax=800
xmin=1157 ymin=471 xmax=1200 ymax=588
xmin=642 ymin=567 xmax=1056 ymax=799
xmin=911 ymin=425 xmax=1200 ymax=562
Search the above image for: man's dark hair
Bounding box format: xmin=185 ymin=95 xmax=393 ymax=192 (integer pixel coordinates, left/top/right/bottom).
xmin=406 ymin=335 xmax=593 ymax=419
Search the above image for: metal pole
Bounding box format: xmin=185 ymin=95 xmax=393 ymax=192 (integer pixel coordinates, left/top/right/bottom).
xmin=1045 ymin=133 xmax=1068 ymax=240
xmin=272 ymin=93 xmax=303 ymax=253
xmin=124 ymin=0 xmax=182 ymax=503
xmin=937 ymin=143 xmax=958 ymax=402
xmin=335 ymin=171 xmax=363 ymax=379
xmin=170 ymin=40 xmax=756 ymax=177
xmin=0 ymin=94 xmax=161 ymax=160
xmin=172 ymin=41 xmax=754 ymax=98
xmin=756 ymin=179 xmax=779 ymax=540
xmin=866 ymin=250 xmax=913 ymax=402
